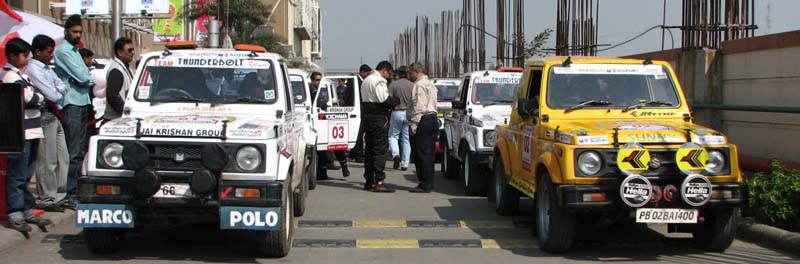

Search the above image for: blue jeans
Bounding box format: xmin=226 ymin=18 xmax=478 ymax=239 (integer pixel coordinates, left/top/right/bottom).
xmin=388 ymin=111 xmax=410 ymax=167
xmin=63 ymin=105 xmax=90 ymax=196
xmin=6 ymin=139 xmax=39 ymax=222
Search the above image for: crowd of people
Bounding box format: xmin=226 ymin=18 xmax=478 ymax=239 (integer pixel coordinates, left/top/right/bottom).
xmin=312 ymin=61 xmax=439 ymax=193
xmin=3 ymin=14 xmax=134 ymax=233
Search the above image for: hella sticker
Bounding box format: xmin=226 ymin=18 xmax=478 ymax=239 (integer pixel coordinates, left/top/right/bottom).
xmin=76 ymin=204 xmax=134 ymax=228
xmin=220 ymin=207 xmax=281 ymax=230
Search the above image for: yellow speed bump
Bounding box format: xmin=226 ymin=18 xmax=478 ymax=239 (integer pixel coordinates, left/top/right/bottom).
xmin=356 ymin=239 xmax=420 ymax=249
xmin=352 ymin=220 xmax=407 ymax=228
xmin=480 ymin=239 xmax=538 ymax=249
xmin=459 ymin=220 xmax=514 ymax=228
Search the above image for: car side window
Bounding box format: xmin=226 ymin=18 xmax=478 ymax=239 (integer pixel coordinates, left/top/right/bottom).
xmin=280 ymin=63 xmax=293 ymax=113
xmin=456 ymin=77 xmax=470 ymax=109
xmin=527 ymin=69 xmax=543 ymax=102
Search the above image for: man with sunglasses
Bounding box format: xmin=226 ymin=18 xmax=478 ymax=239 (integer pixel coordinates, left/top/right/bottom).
xmin=103 ymin=37 xmax=134 ymax=121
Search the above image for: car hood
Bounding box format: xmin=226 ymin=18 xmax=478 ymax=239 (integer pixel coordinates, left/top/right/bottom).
xmin=543 ymin=120 xmax=727 ymax=145
xmin=99 ymin=114 xmax=281 ymax=140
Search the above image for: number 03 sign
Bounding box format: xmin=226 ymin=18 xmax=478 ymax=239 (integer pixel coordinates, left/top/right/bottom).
xmin=328 ymin=120 xmax=349 ymax=150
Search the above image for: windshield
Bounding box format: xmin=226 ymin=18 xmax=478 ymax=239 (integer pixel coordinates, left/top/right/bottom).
xmin=289 ymin=75 xmax=307 ymax=105
xmin=436 ymin=84 xmax=459 ymax=102
xmin=134 ymin=57 xmax=278 ymax=104
xmin=546 ymin=64 xmax=680 ymax=109
xmin=471 ymin=76 xmax=519 ymax=104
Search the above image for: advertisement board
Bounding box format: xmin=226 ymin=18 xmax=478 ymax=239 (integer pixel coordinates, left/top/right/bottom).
xmin=65 ymin=0 xmax=110 ymax=15
xmin=124 ymin=0 xmax=171 ymax=14
xmin=152 ymin=0 xmax=184 ymax=42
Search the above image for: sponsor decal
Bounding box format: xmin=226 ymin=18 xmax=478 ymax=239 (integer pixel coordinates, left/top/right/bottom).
xmin=328 ymin=120 xmax=349 ymax=147
xmin=617 ymin=124 xmax=674 ymax=131
xmin=557 ymin=132 xmax=572 ymax=144
xmin=76 ymin=204 xmax=134 ymax=228
xmin=140 ymin=127 xmax=223 ymax=137
xmin=552 ymin=64 xmax=665 ymax=75
xmin=694 ymin=135 xmax=725 ymax=145
xmin=626 ymin=133 xmax=683 ymax=143
xmin=521 ymin=126 xmax=533 ymax=171
xmin=137 ymin=86 xmax=151 ymax=98
xmin=474 ymin=76 xmax=521 ymax=84
xmin=319 ymin=113 xmax=349 ymax=120
xmin=616 ymin=143 xmax=650 ymax=174
xmin=176 ymin=106 xmax=233 ymax=112
xmin=681 ymin=174 xmax=713 ymax=207
xmin=327 ymin=107 xmax=354 ymax=113
xmin=100 ymin=124 xmax=136 ymax=136
xmin=228 ymin=129 xmax=266 ymax=139
xmin=675 ymin=142 xmax=708 ymax=174
xmin=629 ymin=111 xmax=676 ymax=117
xmin=264 ymin=90 xmax=275 ymax=100
xmin=576 ymin=135 xmax=609 ymax=145
xmin=151 ymin=58 xmax=271 ymax=69
xmin=619 ymin=174 xmax=652 ymax=208
xmin=220 ymin=207 xmax=281 ymax=230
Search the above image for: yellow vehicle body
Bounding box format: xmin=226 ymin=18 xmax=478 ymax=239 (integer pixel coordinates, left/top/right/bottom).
xmin=491 ymin=56 xmax=746 ymax=253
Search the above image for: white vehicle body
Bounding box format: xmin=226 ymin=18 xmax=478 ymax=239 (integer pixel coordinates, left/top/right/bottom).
xmin=433 ymin=78 xmax=461 ymax=130
xmin=310 ymin=75 xmax=361 ymax=152
xmin=442 ymin=70 xmax=522 ymax=195
xmin=77 ymin=46 xmax=309 ymax=257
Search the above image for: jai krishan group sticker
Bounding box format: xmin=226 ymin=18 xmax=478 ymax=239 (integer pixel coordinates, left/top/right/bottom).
xmin=675 ymin=142 xmax=708 ymax=174
xmin=616 ymin=143 xmax=651 ymax=175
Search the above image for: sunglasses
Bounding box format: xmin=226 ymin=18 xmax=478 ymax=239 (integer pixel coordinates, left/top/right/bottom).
xmin=127 ymin=48 xmax=135 ymax=53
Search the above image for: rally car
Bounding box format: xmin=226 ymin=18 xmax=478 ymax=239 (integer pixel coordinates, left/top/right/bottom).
xmin=77 ymin=42 xmax=314 ymax=257
xmin=288 ymin=69 xmax=319 ymax=190
xmin=433 ymin=78 xmax=461 ymax=161
xmin=490 ymin=56 xmax=746 ymax=253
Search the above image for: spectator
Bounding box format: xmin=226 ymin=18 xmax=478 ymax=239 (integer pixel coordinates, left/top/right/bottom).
xmin=79 ymin=48 xmax=106 ymax=128
xmin=1 ymin=38 xmax=53 ymax=232
xmin=103 ymin=37 xmax=134 ymax=121
xmin=387 ymin=66 xmax=413 ymax=171
xmin=407 ymin=62 xmax=438 ymax=193
xmin=26 ymin=34 xmax=69 ymax=212
xmin=54 ymin=14 xmax=95 ymax=205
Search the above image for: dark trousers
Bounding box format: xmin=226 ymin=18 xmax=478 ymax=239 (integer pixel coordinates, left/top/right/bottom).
xmin=62 ymin=105 xmax=90 ymax=196
xmin=349 ymin=120 xmax=365 ymax=159
xmin=413 ymin=115 xmax=438 ymax=189
xmin=363 ymin=113 xmax=389 ymax=184
xmin=6 ymin=139 xmax=39 ymax=220
xmin=318 ymin=150 xmax=348 ymax=179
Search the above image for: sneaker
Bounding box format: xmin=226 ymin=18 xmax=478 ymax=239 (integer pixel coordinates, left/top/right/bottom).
xmin=9 ymin=220 xmax=32 ymax=233
xmin=26 ymin=215 xmax=53 ymax=227
xmin=393 ymin=156 xmax=401 ymax=169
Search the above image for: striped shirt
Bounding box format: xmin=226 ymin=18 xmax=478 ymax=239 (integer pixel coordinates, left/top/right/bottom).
xmin=2 ymin=63 xmax=44 ymax=139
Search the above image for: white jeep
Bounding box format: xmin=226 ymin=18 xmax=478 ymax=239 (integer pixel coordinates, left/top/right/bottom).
xmin=433 ymin=78 xmax=462 ymax=161
xmin=442 ymin=68 xmax=522 ymax=195
xmin=76 ymin=43 xmax=312 ymax=258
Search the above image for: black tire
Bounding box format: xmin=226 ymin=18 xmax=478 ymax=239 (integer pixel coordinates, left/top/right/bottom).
xmin=535 ymin=174 xmax=575 ymax=253
xmin=293 ymin=168 xmax=307 ymax=217
xmin=490 ymin=157 xmax=519 ymax=215
xmin=443 ymin=138 xmax=460 ymax=179
xmin=693 ymin=208 xmax=738 ymax=252
xmin=462 ymin=152 xmax=486 ymax=196
xmin=307 ymin=150 xmax=317 ymax=190
xmin=85 ymin=228 xmax=125 ymax=254
xmin=259 ymin=181 xmax=293 ymax=257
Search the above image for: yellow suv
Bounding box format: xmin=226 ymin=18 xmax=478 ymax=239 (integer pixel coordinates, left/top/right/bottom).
xmin=491 ymin=56 xmax=747 ymax=253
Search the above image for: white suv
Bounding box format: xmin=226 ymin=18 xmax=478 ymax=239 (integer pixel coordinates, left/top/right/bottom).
xmin=76 ymin=43 xmax=311 ymax=257
xmin=442 ymin=68 xmax=522 ymax=195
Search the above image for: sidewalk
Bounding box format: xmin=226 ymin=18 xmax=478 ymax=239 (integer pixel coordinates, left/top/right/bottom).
xmin=737 ymin=218 xmax=800 ymax=256
xmin=0 ymin=210 xmax=75 ymax=253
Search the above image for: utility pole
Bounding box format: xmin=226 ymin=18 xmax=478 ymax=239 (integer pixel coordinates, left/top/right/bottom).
xmin=112 ymin=0 xmax=122 ymax=46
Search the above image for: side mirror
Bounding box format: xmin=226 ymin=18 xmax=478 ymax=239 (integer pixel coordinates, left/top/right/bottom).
xmin=451 ymin=101 xmax=464 ymax=109
xmin=516 ymin=99 xmax=539 ymax=119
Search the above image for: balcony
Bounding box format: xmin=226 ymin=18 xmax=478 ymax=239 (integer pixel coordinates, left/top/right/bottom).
xmin=293 ymin=0 xmax=318 ymax=40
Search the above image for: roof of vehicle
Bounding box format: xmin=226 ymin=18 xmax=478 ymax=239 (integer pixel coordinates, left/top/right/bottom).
xmin=288 ymin=68 xmax=309 ymax=76
xmin=525 ymin=56 xmax=668 ymax=67
xmin=433 ymin=78 xmax=461 ymax=84
xmin=140 ymin=48 xmax=284 ymax=61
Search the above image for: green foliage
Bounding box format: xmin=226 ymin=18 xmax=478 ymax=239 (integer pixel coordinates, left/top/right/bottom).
xmin=745 ymin=161 xmax=800 ymax=230
xmin=184 ymin=0 xmax=271 ymax=38
xmin=525 ymin=28 xmax=554 ymax=58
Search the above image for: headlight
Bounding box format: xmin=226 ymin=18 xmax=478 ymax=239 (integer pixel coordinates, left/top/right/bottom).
xmin=705 ymin=150 xmax=725 ymax=174
xmin=236 ymin=146 xmax=262 ymax=172
xmin=578 ymin=151 xmax=603 ymax=175
xmin=102 ymin=143 xmax=125 ymax=169
xmin=483 ymin=130 xmax=496 ymax=147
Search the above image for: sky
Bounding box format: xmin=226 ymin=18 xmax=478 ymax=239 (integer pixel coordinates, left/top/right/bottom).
xmin=318 ymin=0 xmax=800 ymax=72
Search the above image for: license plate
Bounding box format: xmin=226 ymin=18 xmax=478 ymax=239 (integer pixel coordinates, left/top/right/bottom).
xmin=153 ymin=183 xmax=193 ymax=198
xmin=76 ymin=204 xmax=134 ymax=228
xmin=220 ymin=206 xmax=281 ymax=230
xmin=635 ymin=208 xmax=698 ymax=223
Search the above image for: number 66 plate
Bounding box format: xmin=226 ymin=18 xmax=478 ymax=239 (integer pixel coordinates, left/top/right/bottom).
xmin=153 ymin=183 xmax=193 ymax=198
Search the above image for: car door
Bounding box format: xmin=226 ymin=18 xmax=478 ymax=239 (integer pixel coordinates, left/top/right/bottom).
xmin=315 ymin=75 xmax=361 ymax=151
xmin=449 ymin=77 xmax=471 ymax=157
xmin=516 ymin=68 xmax=544 ymax=187
xmin=312 ymin=80 xmax=335 ymax=151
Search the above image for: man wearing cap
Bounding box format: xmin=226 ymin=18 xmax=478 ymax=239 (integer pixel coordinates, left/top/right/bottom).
xmin=54 ymin=14 xmax=95 ymax=205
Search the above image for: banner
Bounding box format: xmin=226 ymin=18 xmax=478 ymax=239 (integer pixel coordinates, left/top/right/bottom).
xmin=125 ymin=0 xmax=171 ymax=14
xmin=65 ymin=0 xmax=110 ymax=15
xmin=153 ymin=0 xmax=184 ymax=42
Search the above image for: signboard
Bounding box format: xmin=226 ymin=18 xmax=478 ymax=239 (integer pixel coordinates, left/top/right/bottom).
xmin=65 ymin=0 xmax=110 ymax=15
xmin=153 ymin=0 xmax=184 ymax=42
xmin=125 ymin=0 xmax=170 ymax=14
xmin=0 ymin=83 xmax=23 ymax=153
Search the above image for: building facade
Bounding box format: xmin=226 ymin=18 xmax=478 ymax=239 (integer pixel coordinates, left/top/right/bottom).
xmin=261 ymin=0 xmax=322 ymax=70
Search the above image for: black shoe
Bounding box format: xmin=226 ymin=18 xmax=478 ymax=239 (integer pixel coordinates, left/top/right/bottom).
xmin=58 ymin=199 xmax=76 ymax=210
xmin=400 ymin=167 xmax=408 ymax=171
xmin=363 ymin=182 xmax=375 ymax=191
xmin=372 ymin=182 xmax=395 ymax=193
xmin=393 ymin=156 xmax=401 ymax=169
xmin=42 ymin=204 xmax=65 ymax=213
xmin=342 ymin=165 xmax=350 ymax=177
xmin=9 ymin=220 xmax=32 ymax=233
xmin=26 ymin=215 xmax=53 ymax=227
xmin=326 ymin=163 xmax=341 ymax=170
xmin=409 ymin=184 xmax=431 ymax=193
xmin=317 ymin=174 xmax=330 ymax=181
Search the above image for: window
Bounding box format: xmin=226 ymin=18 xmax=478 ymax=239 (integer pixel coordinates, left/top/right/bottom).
xmin=455 ymin=77 xmax=470 ymax=108
xmin=289 ymin=75 xmax=308 ymax=105
xmin=546 ymin=65 xmax=680 ymax=109
xmin=527 ymin=69 xmax=543 ymax=100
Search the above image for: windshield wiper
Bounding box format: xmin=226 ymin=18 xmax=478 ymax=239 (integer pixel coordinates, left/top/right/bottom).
xmin=226 ymin=97 xmax=271 ymax=104
xmin=622 ymin=100 xmax=673 ymax=112
xmin=482 ymin=100 xmax=514 ymax=106
xmin=564 ymin=100 xmax=612 ymax=113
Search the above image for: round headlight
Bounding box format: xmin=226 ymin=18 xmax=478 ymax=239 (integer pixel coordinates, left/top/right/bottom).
xmin=705 ymin=150 xmax=725 ymax=174
xmin=578 ymin=151 xmax=603 ymax=175
xmin=102 ymin=143 xmax=125 ymax=169
xmin=236 ymin=146 xmax=262 ymax=172
xmin=483 ymin=130 xmax=496 ymax=147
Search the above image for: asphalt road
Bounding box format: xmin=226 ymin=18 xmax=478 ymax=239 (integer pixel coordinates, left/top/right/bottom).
xmin=2 ymin=162 xmax=798 ymax=264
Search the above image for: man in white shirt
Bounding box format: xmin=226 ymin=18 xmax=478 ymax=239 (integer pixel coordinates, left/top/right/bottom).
xmin=359 ymin=61 xmax=398 ymax=192
xmin=407 ymin=62 xmax=438 ymax=193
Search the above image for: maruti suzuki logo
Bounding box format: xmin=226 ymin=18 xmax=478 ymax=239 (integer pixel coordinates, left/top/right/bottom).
xmin=175 ymin=153 xmax=186 ymax=162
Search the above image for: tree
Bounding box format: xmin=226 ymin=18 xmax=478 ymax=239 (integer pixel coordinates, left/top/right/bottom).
xmin=525 ymin=28 xmax=553 ymax=58
xmin=184 ymin=0 xmax=288 ymax=57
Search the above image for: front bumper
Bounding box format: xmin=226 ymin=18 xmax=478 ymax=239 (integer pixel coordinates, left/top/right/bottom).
xmin=474 ymin=150 xmax=494 ymax=165
xmin=557 ymin=182 xmax=748 ymax=210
